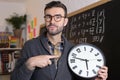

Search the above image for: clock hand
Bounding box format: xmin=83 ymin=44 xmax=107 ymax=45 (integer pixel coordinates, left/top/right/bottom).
xmin=73 ymin=57 xmax=89 ymax=70
xmin=85 ymin=59 xmax=89 ymax=70
xmin=73 ymin=57 xmax=85 ymax=61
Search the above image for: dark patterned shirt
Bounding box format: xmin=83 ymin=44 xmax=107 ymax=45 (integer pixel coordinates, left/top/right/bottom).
xmin=47 ymin=40 xmax=64 ymax=55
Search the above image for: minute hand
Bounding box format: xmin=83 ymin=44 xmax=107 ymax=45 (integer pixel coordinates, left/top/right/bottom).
xmin=73 ymin=57 xmax=86 ymax=61
xmin=85 ymin=59 xmax=89 ymax=70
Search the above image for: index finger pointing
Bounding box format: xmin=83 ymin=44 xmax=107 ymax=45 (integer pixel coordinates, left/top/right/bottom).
xmin=48 ymin=55 xmax=59 ymax=59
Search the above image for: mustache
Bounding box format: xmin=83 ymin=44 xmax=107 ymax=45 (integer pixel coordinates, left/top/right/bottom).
xmin=47 ymin=23 xmax=58 ymax=28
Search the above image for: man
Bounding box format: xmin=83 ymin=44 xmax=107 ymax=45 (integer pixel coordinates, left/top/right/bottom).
xmin=11 ymin=1 xmax=108 ymax=80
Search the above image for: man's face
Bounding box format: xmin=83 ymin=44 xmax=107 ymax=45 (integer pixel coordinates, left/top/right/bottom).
xmin=44 ymin=7 xmax=68 ymax=35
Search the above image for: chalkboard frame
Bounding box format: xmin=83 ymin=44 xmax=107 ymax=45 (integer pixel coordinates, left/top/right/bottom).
xmin=67 ymin=0 xmax=111 ymax=17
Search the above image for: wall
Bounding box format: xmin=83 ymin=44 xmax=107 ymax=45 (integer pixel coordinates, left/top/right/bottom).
xmin=0 ymin=2 xmax=26 ymax=32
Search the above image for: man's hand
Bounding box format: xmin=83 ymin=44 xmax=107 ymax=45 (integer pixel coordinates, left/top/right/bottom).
xmin=95 ymin=66 xmax=108 ymax=80
xmin=25 ymin=55 xmax=59 ymax=70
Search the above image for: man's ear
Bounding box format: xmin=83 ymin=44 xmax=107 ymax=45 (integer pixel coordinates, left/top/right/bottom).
xmin=64 ymin=18 xmax=68 ymax=26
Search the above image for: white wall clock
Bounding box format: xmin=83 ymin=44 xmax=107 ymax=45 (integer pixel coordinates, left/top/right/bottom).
xmin=68 ymin=43 xmax=105 ymax=78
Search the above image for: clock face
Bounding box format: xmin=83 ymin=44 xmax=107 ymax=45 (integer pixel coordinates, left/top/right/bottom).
xmin=68 ymin=43 xmax=105 ymax=78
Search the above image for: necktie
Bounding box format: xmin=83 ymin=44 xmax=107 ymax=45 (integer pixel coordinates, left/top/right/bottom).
xmin=53 ymin=44 xmax=61 ymax=68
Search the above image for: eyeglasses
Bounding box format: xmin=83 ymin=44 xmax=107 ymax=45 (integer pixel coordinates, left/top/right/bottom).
xmin=44 ymin=14 xmax=65 ymax=22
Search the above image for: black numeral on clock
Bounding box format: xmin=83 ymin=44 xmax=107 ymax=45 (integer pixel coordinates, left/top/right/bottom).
xmin=92 ymin=69 xmax=97 ymax=74
xmin=95 ymin=53 xmax=99 ymax=56
xmin=84 ymin=47 xmax=86 ymax=51
xmin=97 ymin=59 xmax=102 ymax=62
xmin=87 ymin=71 xmax=89 ymax=76
xmin=76 ymin=48 xmax=81 ymax=53
xmin=96 ymin=65 xmax=101 ymax=69
xmin=70 ymin=59 xmax=75 ymax=63
xmin=90 ymin=48 xmax=93 ymax=53
xmin=72 ymin=65 xmax=77 ymax=69
xmin=72 ymin=53 xmax=77 ymax=57
xmin=79 ymin=70 xmax=82 ymax=75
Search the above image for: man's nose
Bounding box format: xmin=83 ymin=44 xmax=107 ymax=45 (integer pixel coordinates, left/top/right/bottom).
xmin=50 ymin=16 xmax=55 ymax=23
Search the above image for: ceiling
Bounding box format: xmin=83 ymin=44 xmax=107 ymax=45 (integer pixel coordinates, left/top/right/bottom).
xmin=0 ymin=0 xmax=100 ymax=3
xmin=0 ymin=0 xmax=25 ymax=2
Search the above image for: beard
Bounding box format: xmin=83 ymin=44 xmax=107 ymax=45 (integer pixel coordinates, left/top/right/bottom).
xmin=46 ymin=23 xmax=63 ymax=36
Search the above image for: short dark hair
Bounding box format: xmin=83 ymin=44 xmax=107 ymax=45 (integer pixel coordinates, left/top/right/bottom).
xmin=44 ymin=1 xmax=67 ymax=17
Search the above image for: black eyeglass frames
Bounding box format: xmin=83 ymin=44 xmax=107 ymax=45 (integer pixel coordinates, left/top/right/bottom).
xmin=44 ymin=15 xmax=66 ymax=22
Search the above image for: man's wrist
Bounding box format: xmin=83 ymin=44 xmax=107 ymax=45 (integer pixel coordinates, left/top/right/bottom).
xmin=25 ymin=58 xmax=36 ymax=71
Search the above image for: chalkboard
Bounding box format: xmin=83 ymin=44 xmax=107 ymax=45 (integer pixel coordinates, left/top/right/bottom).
xmin=63 ymin=0 xmax=111 ymax=45
xmin=63 ymin=9 xmax=105 ymax=44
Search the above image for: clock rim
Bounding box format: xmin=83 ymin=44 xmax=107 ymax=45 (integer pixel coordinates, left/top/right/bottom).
xmin=68 ymin=43 xmax=106 ymax=78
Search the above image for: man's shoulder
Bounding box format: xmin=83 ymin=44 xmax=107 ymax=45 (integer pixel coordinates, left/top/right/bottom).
xmin=23 ymin=36 xmax=41 ymax=46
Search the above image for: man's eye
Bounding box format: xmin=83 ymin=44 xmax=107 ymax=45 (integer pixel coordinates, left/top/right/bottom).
xmin=56 ymin=16 xmax=61 ymax=19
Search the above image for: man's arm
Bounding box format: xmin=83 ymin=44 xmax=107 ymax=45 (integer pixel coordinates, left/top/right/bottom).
xmin=10 ymin=42 xmax=34 ymax=80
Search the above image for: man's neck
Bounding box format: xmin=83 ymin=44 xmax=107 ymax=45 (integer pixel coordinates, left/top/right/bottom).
xmin=47 ymin=33 xmax=62 ymax=45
